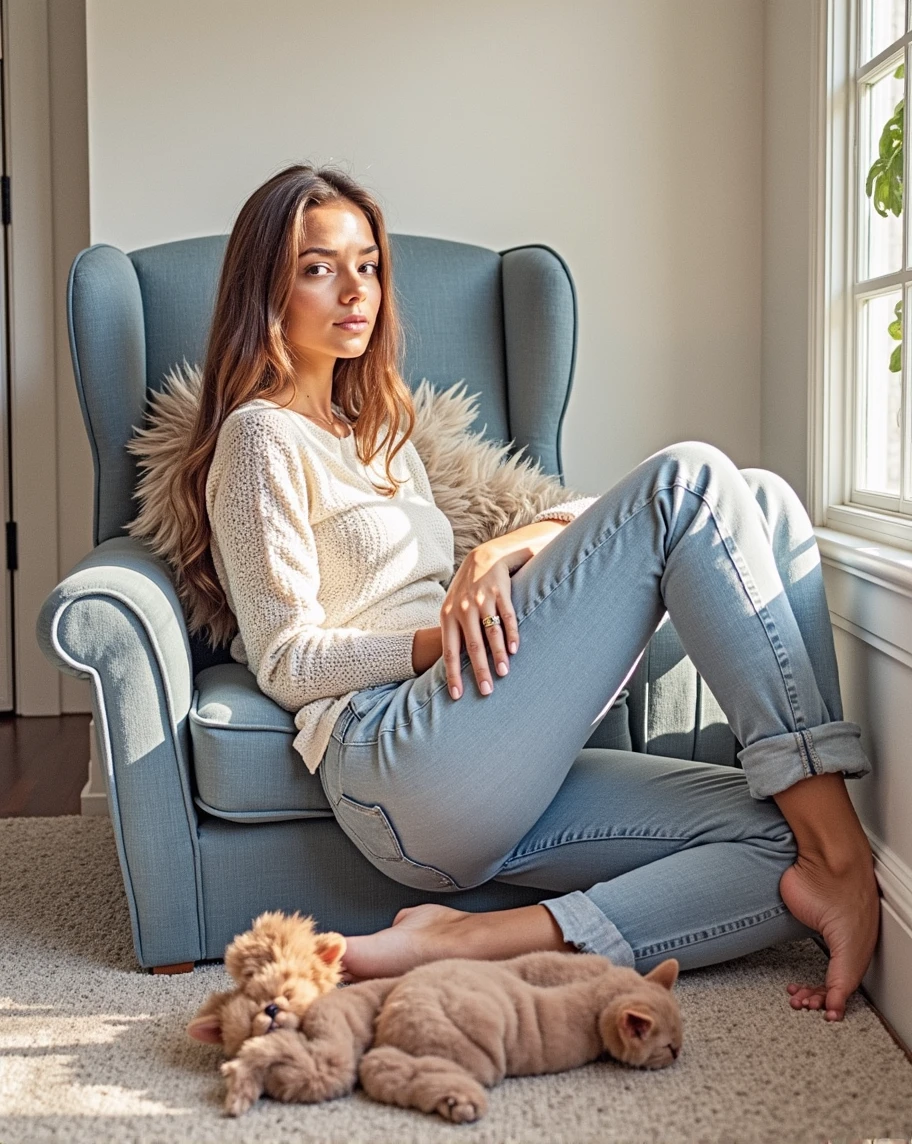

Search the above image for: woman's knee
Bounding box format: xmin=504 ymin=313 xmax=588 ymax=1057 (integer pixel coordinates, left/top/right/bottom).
xmin=644 ymin=441 xmax=744 ymax=497
xmin=739 ymin=467 xmax=806 ymax=521
xmin=738 ymin=467 xmax=815 ymax=554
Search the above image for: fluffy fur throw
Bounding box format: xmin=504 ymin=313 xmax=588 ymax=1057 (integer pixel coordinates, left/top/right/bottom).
xmin=125 ymin=361 xmax=587 ymax=648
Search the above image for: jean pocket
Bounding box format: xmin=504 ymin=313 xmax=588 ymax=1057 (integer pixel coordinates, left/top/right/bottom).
xmin=348 ymin=680 xmax=402 ymax=719
xmin=333 ymin=795 xmax=458 ymax=892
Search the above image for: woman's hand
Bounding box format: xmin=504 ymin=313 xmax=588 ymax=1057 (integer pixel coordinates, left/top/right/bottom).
xmin=441 ymin=520 xmax=570 ymax=700
xmin=441 ymin=538 xmax=522 ymax=700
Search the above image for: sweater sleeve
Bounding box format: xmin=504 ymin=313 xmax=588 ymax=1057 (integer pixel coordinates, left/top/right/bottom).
xmin=531 ymin=495 xmax=599 ymax=525
xmin=207 ymin=413 xmax=417 ymax=710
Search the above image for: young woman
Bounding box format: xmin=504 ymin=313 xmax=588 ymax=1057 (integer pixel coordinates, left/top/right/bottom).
xmin=175 ymin=163 xmax=879 ymax=1024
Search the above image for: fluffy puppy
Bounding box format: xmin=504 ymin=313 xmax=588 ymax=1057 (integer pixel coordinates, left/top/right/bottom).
xmin=187 ymin=911 xmax=346 ymax=1057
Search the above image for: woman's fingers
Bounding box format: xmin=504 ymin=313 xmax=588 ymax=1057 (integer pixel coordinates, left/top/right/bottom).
xmin=482 ymin=612 xmax=510 ymax=678
xmin=440 ymin=549 xmax=519 ymax=699
xmin=492 ymin=601 xmax=519 ymax=658
xmin=441 ymin=606 xmax=516 ymax=698
xmin=441 ymin=620 xmax=465 ymax=700
xmin=463 ymin=623 xmax=495 ymax=695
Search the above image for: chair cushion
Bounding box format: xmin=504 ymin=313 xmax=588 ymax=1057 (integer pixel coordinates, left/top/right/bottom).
xmin=190 ymin=664 xmax=332 ymax=822
xmin=190 ymin=664 xmax=634 ymax=824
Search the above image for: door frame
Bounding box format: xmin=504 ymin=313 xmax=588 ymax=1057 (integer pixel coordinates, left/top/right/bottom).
xmin=5 ymin=0 xmax=90 ymax=715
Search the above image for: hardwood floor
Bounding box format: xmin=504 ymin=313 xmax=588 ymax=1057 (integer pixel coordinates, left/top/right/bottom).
xmin=0 ymin=713 xmax=91 ymax=815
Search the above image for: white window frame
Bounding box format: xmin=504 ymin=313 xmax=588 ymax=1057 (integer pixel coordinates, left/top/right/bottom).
xmin=811 ymin=0 xmax=912 ymax=550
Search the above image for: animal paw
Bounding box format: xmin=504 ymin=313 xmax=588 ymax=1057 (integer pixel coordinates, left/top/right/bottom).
xmin=436 ymin=1091 xmax=486 ymax=1123
xmin=221 ymin=1058 xmax=260 ymax=1117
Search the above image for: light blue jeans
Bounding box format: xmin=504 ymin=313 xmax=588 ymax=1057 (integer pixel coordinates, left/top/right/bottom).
xmin=319 ymin=443 xmax=872 ymax=972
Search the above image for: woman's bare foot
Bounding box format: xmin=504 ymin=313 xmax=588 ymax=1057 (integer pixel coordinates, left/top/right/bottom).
xmin=772 ymin=772 xmax=881 ymax=1022
xmin=341 ymin=902 xmax=573 ymax=982
xmin=777 ymin=848 xmax=880 ymax=1021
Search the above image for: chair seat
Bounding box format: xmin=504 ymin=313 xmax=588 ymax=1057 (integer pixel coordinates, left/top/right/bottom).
xmin=190 ymin=661 xmax=640 ymax=825
xmin=190 ymin=664 xmax=333 ymax=821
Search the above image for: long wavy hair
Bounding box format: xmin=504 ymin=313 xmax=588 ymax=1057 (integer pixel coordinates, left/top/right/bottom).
xmin=169 ymin=163 xmax=416 ymax=648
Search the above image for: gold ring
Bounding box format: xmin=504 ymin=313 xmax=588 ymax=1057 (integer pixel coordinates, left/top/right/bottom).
xmin=481 ymin=615 xmax=502 ymax=629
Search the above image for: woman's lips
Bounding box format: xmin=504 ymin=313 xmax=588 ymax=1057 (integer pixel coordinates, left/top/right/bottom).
xmin=335 ymin=316 xmax=369 ymax=331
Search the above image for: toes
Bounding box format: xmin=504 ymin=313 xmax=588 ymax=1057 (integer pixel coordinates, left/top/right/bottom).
xmin=825 ymin=985 xmax=848 ymax=1021
xmin=788 ymin=986 xmax=827 ymax=1011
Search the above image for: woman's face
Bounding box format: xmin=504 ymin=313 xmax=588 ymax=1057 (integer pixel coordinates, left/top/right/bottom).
xmin=283 ymin=200 xmax=382 ymax=373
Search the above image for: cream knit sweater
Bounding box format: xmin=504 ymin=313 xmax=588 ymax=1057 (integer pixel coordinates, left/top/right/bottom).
xmin=205 ymin=397 xmax=595 ymax=774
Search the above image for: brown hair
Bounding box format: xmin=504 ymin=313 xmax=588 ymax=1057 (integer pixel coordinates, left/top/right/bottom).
xmin=170 ymin=163 xmax=416 ymax=648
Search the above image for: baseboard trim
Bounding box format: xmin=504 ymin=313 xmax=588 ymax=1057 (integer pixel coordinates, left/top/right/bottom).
xmin=870 ymin=832 xmax=912 ymax=929
xmin=80 ymin=780 xmax=109 ymax=816
xmin=863 ymin=832 xmax=912 ymax=1053
xmin=82 ymin=717 xmax=109 ymax=817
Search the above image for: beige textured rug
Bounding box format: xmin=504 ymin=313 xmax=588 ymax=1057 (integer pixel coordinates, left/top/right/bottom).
xmin=0 ymin=817 xmax=910 ymax=1144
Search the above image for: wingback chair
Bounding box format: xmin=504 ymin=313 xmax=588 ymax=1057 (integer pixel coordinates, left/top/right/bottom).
xmin=36 ymin=233 xmax=738 ymax=972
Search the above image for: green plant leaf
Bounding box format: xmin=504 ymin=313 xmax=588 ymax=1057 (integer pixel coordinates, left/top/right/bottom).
xmin=864 ymin=72 xmax=904 ymax=374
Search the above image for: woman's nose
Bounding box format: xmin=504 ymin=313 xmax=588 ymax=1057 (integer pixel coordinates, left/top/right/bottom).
xmin=340 ymin=273 xmax=367 ymax=301
xmin=341 ymin=283 xmax=366 ymax=303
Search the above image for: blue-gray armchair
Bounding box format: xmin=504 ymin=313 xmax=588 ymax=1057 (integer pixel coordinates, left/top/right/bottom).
xmin=36 ymin=233 xmax=738 ymax=972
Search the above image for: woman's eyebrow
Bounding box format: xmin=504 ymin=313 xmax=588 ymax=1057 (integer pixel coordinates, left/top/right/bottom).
xmin=298 ymin=244 xmax=379 ymax=257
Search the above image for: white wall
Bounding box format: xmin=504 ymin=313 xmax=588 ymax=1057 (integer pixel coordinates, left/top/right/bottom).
xmin=761 ymin=0 xmax=817 ymax=502
xmin=84 ymin=0 xmax=763 ymax=501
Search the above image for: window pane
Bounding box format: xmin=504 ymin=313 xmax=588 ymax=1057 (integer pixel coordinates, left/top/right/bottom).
xmin=858 ymin=290 xmax=903 ymax=494
xmin=861 ymin=0 xmax=906 ymax=65
xmin=861 ymin=63 xmax=904 ymax=280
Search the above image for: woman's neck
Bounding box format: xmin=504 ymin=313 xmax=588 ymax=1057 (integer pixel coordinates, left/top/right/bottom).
xmin=269 ymin=382 xmax=335 ymax=421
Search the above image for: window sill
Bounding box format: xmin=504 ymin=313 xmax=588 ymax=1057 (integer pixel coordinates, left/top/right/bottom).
xmin=815 ymin=525 xmax=912 ymax=601
xmin=815 ymin=526 xmax=912 ymax=666
xmin=825 ymin=503 xmax=912 ymax=553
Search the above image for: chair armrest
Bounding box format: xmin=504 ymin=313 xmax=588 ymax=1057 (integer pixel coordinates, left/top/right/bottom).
xmin=35 ymin=535 xmax=205 ymax=967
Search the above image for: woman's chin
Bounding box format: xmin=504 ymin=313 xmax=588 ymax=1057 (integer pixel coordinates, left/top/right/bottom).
xmin=336 ymin=341 xmax=372 ymax=358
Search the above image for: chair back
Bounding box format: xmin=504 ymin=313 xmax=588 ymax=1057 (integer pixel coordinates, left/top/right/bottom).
xmin=67 ymin=233 xmax=578 ymax=673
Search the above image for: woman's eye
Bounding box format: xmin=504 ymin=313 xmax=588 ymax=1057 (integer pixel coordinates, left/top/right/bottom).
xmin=362 ymin=262 xmax=379 ymax=275
xmin=303 ymin=264 xmax=329 ymax=276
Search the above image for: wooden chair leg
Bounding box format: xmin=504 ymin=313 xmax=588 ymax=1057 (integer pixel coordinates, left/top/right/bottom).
xmin=150 ymin=962 xmax=195 ymax=975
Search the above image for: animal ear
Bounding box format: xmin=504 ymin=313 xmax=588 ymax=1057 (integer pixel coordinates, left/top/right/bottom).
xmin=619 ymin=1007 xmax=655 ymax=1041
xmin=644 ymin=958 xmax=679 ymax=991
xmin=187 ymin=989 xmax=234 ymax=1043
xmin=314 ymin=931 xmax=347 ymax=966
xmin=186 ymin=1012 xmax=223 ymax=1043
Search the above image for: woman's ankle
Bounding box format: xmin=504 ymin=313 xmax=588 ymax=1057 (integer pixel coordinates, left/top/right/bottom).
xmin=456 ymin=905 xmax=575 ymax=960
xmin=772 ymin=772 xmax=871 ymax=872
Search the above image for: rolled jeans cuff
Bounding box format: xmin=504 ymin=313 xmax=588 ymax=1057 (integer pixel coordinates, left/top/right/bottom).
xmin=540 ymin=890 xmax=636 ymax=968
xmin=737 ymin=720 xmax=872 ymax=801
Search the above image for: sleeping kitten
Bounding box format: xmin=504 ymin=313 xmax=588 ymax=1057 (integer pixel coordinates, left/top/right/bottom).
xmin=221 ymin=949 xmax=682 ymax=1122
